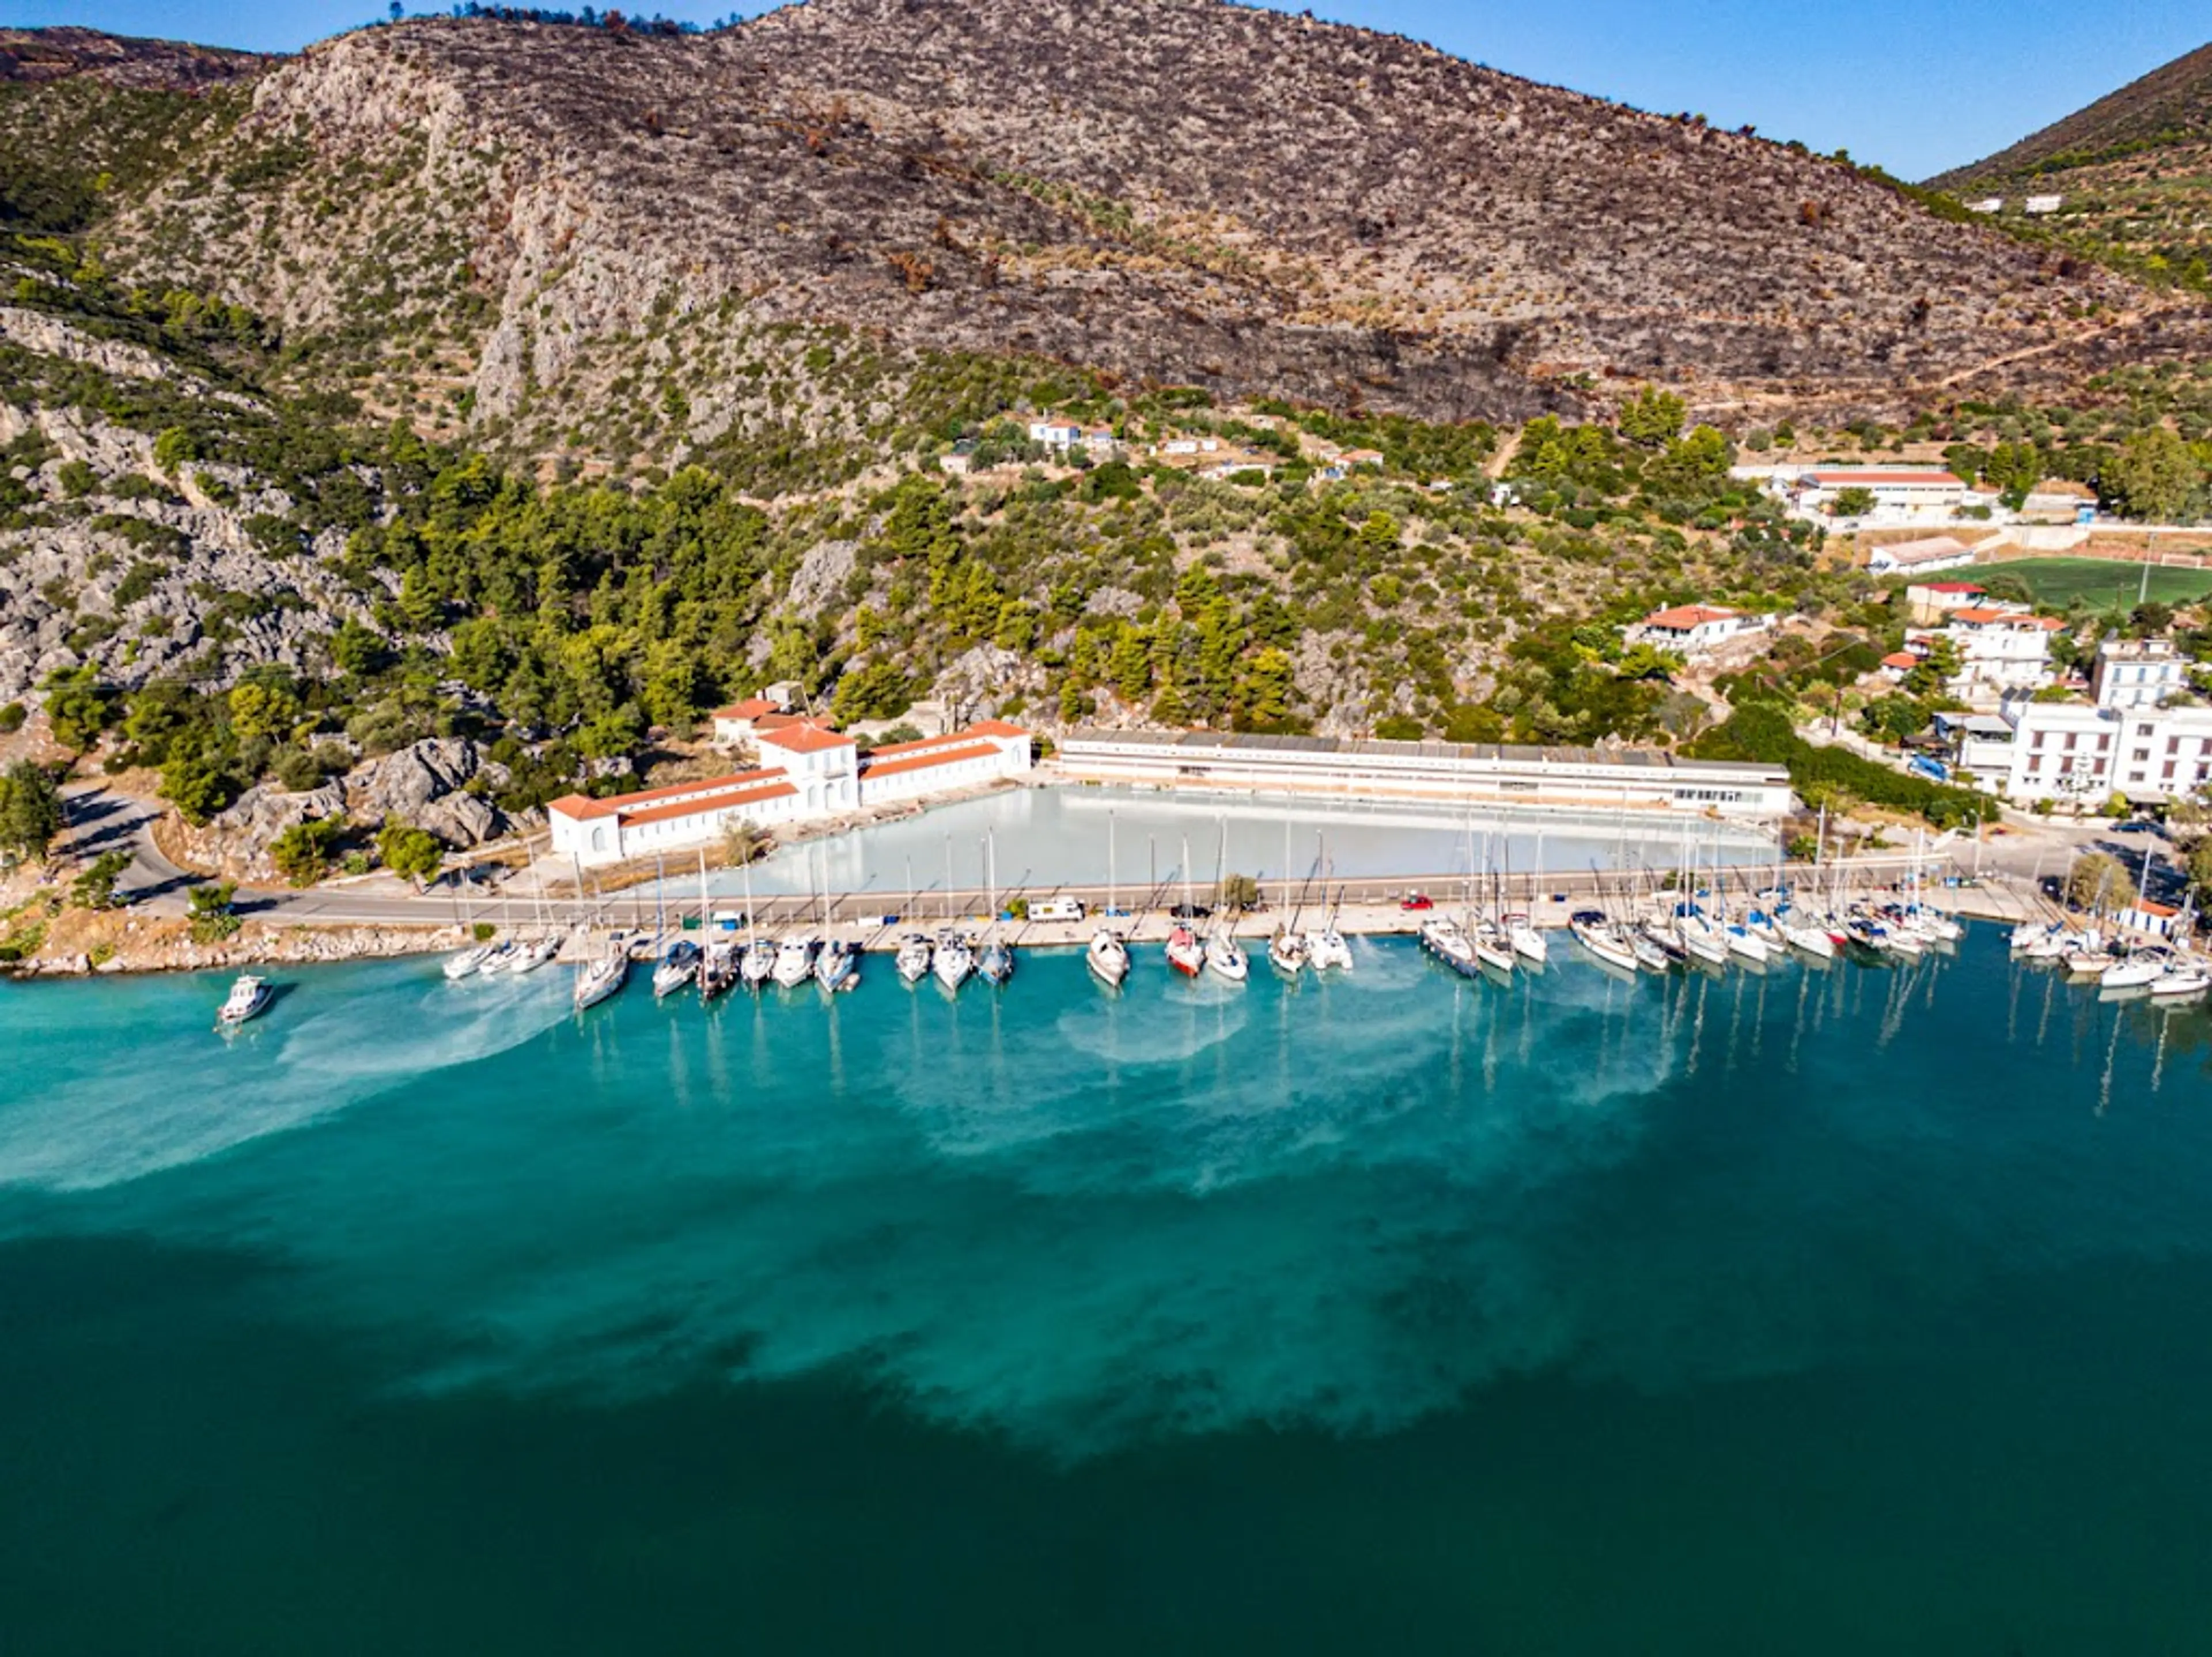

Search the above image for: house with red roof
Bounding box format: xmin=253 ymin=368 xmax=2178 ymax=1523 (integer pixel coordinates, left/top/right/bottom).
xmin=1626 ymin=603 xmax=1766 ymax=657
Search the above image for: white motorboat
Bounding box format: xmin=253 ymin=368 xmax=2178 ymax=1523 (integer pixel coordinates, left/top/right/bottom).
xmin=933 ymin=930 xmax=975 ymax=993
xmin=1203 ymin=928 xmax=1249 ymax=983
xmin=652 ymin=938 xmax=702 ymax=998
xmin=215 ymin=973 xmax=272 ymax=1030
xmin=1568 ymin=910 xmax=1638 ymax=974
xmin=1086 ymin=926 xmax=1130 ymax=988
xmin=1420 ymin=915 xmax=1481 ymax=977
xmin=1267 ymin=926 xmax=1309 ymax=977
xmin=573 ymin=951 xmax=627 ymax=1012
xmin=2023 ymin=928 xmax=2078 ymax=963
xmin=895 ymin=933 xmax=933 ymax=986
xmin=443 ymin=943 xmax=496 ymax=981
xmin=1630 ymin=930 xmax=1673 ymax=974
xmin=771 ymin=935 xmax=817 ymax=989
xmin=815 ymin=938 xmax=860 ymax=993
xmin=1309 ymin=926 xmax=1353 ymax=971
xmin=979 ymin=936 xmax=1014 ymax=987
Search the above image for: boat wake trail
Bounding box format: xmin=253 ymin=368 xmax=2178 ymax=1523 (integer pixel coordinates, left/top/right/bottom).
xmin=0 ymin=969 xmax=571 ymax=1193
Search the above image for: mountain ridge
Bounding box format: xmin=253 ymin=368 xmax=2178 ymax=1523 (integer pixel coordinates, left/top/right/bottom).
xmin=44 ymin=0 xmax=2192 ymax=472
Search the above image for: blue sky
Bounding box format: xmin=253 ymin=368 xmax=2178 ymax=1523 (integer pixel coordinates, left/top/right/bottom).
xmin=6 ymin=0 xmax=2205 ymax=179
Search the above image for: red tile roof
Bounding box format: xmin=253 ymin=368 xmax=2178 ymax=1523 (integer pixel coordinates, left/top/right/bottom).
xmin=1916 ymin=582 xmax=1986 ymax=595
xmin=755 ymin=722 xmax=855 ymax=754
xmin=1950 ymin=608 xmax=2064 ymax=629
xmin=619 ymin=778 xmax=797 ymax=827
xmin=963 ymin=719 xmax=1031 ymax=740
xmin=550 ymin=767 xmax=790 ymax=823
xmin=1640 ymin=604 xmax=1737 ymax=630
xmin=713 ymin=697 xmax=781 ymax=721
xmin=1881 ymin=651 xmax=1920 ymax=669
xmin=861 ymin=742 xmax=1001 ymax=781
xmin=865 ymin=721 xmax=1029 ymax=761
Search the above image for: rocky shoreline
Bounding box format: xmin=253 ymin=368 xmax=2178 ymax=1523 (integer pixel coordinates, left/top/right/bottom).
xmin=5 ymin=911 xmax=457 ymax=980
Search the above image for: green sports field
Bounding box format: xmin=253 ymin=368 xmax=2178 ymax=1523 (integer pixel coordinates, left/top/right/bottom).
xmin=1957 ymin=557 xmax=2212 ymax=610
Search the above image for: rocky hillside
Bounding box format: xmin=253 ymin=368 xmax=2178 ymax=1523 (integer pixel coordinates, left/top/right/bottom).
xmin=62 ymin=1 xmax=2198 ymax=477
xmin=1930 ymin=40 xmax=2212 ymax=294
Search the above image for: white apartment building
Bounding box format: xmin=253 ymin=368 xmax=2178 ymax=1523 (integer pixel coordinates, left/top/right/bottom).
xmin=1981 ymin=641 xmax=2212 ymax=805
xmin=1911 ymin=607 xmax=2061 ymax=703
xmin=549 ymin=721 xmax=1033 ymax=866
xmin=2092 ymin=637 xmax=2191 ymax=710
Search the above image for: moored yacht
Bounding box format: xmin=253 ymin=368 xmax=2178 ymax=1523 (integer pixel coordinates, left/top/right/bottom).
xmin=1420 ymin=914 xmax=1481 ymax=977
xmin=444 ymin=942 xmax=497 ymax=981
xmin=1568 ymin=909 xmax=1638 ymax=974
xmin=895 ymin=932 xmax=934 ymax=986
xmin=652 ymin=937 xmax=702 ymax=998
xmin=1203 ymin=926 xmax=1249 ymax=983
xmin=1309 ymin=924 xmax=1353 ymax=971
xmin=1267 ymin=925 xmax=1309 ymax=978
xmin=932 ymin=929 xmax=975 ymax=993
xmin=979 ymin=935 xmax=1015 ymax=987
xmin=1086 ymin=925 xmax=1131 ymax=988
xmin=1164 ymin=922 xmax=1205 ymax=978
xmin=699 ymin=940 xmax=739 ymax=1001
xmin=771 ymin=935 xmax=817 ymax=989
xmin=815 ymin=937 xmax=859 ymax=993
xmin=573 ymin=950 xmax=628 ymax=1012
xmin=1503 ymin=913 xmax=1548 ymax=966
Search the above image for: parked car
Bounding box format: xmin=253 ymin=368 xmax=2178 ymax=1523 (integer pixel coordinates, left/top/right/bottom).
xmin=1399 ymin=892 xmax=1435 ymax=911
xmin=1031 ymin=897 xmax=1086 ymax=922
xmin=1170 ymin=902 xmax=1213 ymax=920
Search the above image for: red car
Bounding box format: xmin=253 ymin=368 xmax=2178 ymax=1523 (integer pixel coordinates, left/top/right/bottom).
xmin=1399 ymin=892 xmax=1434 ymax=911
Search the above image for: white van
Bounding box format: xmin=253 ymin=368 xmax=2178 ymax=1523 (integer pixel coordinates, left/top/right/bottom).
xmin=1030 ymin=898 xmax=1086 ymax=923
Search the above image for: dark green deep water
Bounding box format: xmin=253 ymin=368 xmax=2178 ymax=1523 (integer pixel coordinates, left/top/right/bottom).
xmin=4 ymin=933 xmax=2211 ymax=1654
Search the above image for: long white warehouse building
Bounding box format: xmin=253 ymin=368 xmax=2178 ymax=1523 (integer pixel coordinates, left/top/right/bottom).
xmin=1056 ymin=728 xmax=1791 ymax=818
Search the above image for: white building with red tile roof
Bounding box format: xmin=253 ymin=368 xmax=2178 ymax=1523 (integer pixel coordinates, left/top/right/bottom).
xmin=709 ymin=694 xmax=789 ymax=744
xmin=1626 ymin=604 xmax=1763 ymax=656
xmin=547 ymin=721 xmax=1032 ymax=866
xmin=1911 ymin=607 xmax=2062 ymax=701
xmin=1903 ymin=580 xmax=1986 ymax=623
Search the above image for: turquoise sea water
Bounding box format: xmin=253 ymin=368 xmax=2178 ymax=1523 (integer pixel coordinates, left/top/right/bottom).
xmin=5 ymin=935 xmax=2211 ymax=1654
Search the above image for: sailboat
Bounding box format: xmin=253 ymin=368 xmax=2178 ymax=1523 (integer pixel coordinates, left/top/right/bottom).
xmin=1465 ymin=824 xmax=1513 ymax=974
xmin=740 ymin=853 xmax=774 ymax=990
xmin=443 ymin=939 xmax=497 ymax=981
xmin=1502 ymin=833 xmax=1547 ymax=964
xmin=979 ymin=830 xmax=1015 ymax=987
xmin=815 ymin=936 xmax=860 ymax=993
xmin=896 ymin=931 xmax=934 ymax=985
xmin=771 ymin=933 xmax=818 ymax=988
xmin=573 ymin=945 xmax=628 ymax=1012
xmin=1202 ymin=818 xmax=1248 ymax=982
xmin=1087 ymin=811 xmax=1130 ymax=988
xmin=1308 ymin=837 xmax=1353 ymax=971
xmin=1268 ymin=819 xmax=1309 ymax=977
xmin=698 ymin=853 xmax=738 ymax=1001
xmin=1165 ymin=834 xmax=1206 ymax=977
xmin=1569 ymin=862 xmax=1639 ymax=974
xmin=933 ymin=831 xmax=973 ymax=992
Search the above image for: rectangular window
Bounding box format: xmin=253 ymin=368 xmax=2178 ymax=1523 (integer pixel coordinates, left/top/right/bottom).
xmin=2097 ymin=733 xmax=2112 ymax=752
xmin=2065 ymin=733 xmax=2078 ymax=752
xmin=2170 ymin=737 xmax=2183 ymax=755
xmin=2164 ymin=761 xmax=2178 ymax=781
xmin=2134 ymin=748 xmax=2152 ymax=763
xmin=2033 ymin=731 xmax=2047 ymax=750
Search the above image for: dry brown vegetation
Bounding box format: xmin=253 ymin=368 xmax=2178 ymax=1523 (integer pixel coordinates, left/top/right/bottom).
xmin=65 ymin=0 xmax=2208 ymax=466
